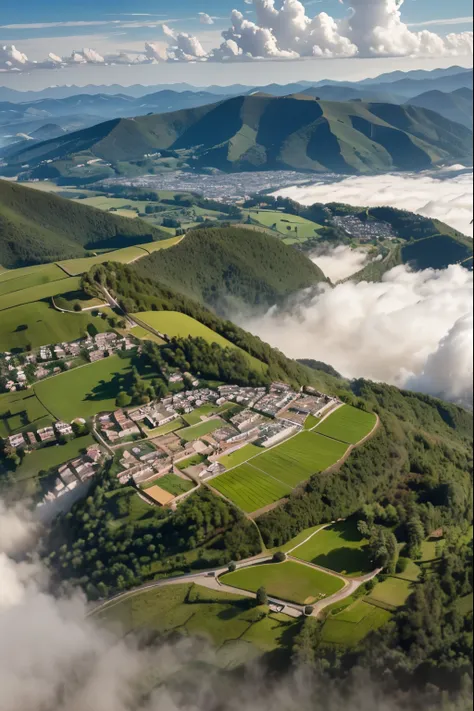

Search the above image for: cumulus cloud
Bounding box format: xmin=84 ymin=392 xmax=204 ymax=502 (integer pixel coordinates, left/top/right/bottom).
xmin=199 ymin=13 xmax=215 ymax=25
xmin=162 ymin=24 xmax=208 ymax=61
xmin=275 ymin=168 xmax=474 ymax=238
xmin=240 ymin=264 xmax=473 ymax=406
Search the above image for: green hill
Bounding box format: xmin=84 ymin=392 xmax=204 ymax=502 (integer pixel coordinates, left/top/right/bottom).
xmin=406 ymin=88 xmax=473 ymax=129
xmin=134 ymin=227 xmax=327 ymax=310
xmin=6 ymin=95 xmax=473 ymax=179
xmin=0 ymin=180 xmax=167 ymax=268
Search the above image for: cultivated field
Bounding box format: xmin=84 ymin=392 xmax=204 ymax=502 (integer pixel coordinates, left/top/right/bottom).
xmin=179 ymin=418 xmax=225 ymax=442
xmin=0 ymin=276 xmax=81 ymax=311
xmin=0 ymin=263 xmax=66 ymax=296
xmin=34 ymin=354 xmax=134 ymax=421
xmin=315 ymin=405 xmax=377 ymax=444
xmin=293 ymin=520 xmax=371 ymax=576
xmin=367 ymin=577 xmax=413 ymax=608
xmin=218 ymin=444 xmax=262 ymax=470
xmin=151 ymin=474 xmax=194 ymax=496
xmin=248 ymin=210 xmax=322 ymax=243
xmin=183 ymin=404 xmax=220 ymax=426
xmin=0 ymin=301 xmax=108 ymax=352
xmin=321 ymin=600 xmax=392 ymax=646
xmin=222 ymin=560 xmax=344 ymax=605
xmin=211 ymin=463 xmax=291 ymax=514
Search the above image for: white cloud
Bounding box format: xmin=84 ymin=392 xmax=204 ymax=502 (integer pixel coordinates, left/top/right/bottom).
xmin=199 ymin=13 xmax=215 ymax=25
xmin=274 ymin=168 xmax=474 ymax=238
xmin=408 ymin=16 xmax=473 ymax=28
xmin=241 ymin=264 xmax=473 ymax=406
xmin=311 ymin=245 xmax=371 ymax=282
xmin=162 ymin=24 xmax=208 ymax=61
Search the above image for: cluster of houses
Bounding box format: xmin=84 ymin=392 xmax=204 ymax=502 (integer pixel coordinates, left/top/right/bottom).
xmin=41 ymin=444 xmax=107 ymax=505
xmin=98 ymin=410 xmax=141 ymax=444
xmin=7 ymin=420 xmax=78 ymax=451
xmin=333 ymin=215 xmax=395 ymax=242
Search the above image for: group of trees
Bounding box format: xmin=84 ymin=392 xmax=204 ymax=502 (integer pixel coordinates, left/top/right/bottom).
xmin=115 ymin=365 xmax=168 ymax=408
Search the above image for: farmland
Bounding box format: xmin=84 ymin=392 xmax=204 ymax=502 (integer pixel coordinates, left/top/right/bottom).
xmin=218 ymin=444 xmax=262 ymax=470
xmin=321 ymin=600 xmax=392 ymax=646
xmin=0 ymin=301 xmax=108 ymax=352
xmin=0 ymin=276 xmax=81 ymax=311
xmin=222 ymin=561 xmax=344 ymax=605
xmin=293 ymin=520 xmax=371 ymax=576
xmin=211 ymin=464 xmax=291 ymax=514
xmin=183 ymin=404 xmax=221 ymax=426
xmin=0 ymin=389 xmax=52 ymax=438
xmin=367 ymin=576 xmax=414 ymax=608
xmin=179 ymin=418 xmax=225 ymax=442
xmin=34 ymin=354 xmax=134 ymax=421
xmin=315 ymin=405 xmax=377 ymax=444
xmin=247 ymin=210 xmax=322 ymax=244
xmin=0 ymin=263 xmax=67 ymax=297
xmin=152 ymin=474 xmax=195 ymax=497
xmin=133 ymin=311 xmax=266 ymax=372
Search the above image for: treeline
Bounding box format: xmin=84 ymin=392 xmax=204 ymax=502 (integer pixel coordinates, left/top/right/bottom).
xmin=43 ymin=471 xmax=260 ymax=599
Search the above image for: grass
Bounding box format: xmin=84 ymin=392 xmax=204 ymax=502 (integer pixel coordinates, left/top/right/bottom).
xmin=146 ymin=419 xmax=184 ymax=438
xmin=129 ymin=326 xmax=166 ymax=345
xmin=211 ymin=463 xmax=291 ymax=514
xmin=321 ymin=600 xmax=392 ymax=646
xmin=248 ymin=210 xmax=322 ymax=242
xmin=368 ymin=577 xmax=414 ymax=608
xmin=218 ymin=444 xmax=262 ymax=470
xmin=222 ymin=561 xmax=344 ymax=605
xmin=420 ymin=539 xmax=444 ymax=562
xmin=457 ymin=593 xmax=473 ymax=616
xmin=132 ymin=311 xmax=266 ymax=373
xmin=0 ymin=390 xmax=51 ymax=437
xmin=34 ymin=354 xmax=134 ymax=422
xmin=179 ymin=418 xmax=225 ymax=442
xmin=151 ymin=474 xmax=195 ymax=496
xmin=304 ymin=415 xmax=320 ymax=430
xmin=278 ymin=526 xmax=327 ymax=554
xmin=183 ymin=404 xmax=220 ymax=426
xmin=293 ymin=520 xmax=372 ymax=577
xmin=176 ymin=453 xmax=207 ymax=470
xmin=13 ymin=435 xmax=96 ymax=482
xmin=0 ymin=263 xmax=67 ymax=297
xmin=0 ymin=277 xmax=81 ymax=311
xmin=253 ymin=432 xmax=349 ymax=488
xmin=315 ymin=405 xmax=377 ymax=445
xmin=0 ymin=300 xmax=109 ymax=352
xmin=57 ymin=247 xmax=147 ymax=276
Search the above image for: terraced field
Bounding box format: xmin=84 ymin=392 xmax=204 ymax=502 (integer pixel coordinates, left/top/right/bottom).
xmin=315 ymin=405 xmax=377 ymax=444
xmin=211 ymin=464 xmax=291 ymax=514
xmin=222 ymin=561 xmax=344 ymax=605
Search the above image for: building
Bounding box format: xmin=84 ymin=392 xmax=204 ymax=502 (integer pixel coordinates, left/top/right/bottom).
xmin=8 ymin=433 xmax=26 ymax=449
xmin=37 ymin=427 xmax=56 ymax=443
xmin=55 ymin=421 xmax=73 ymax=437
xmin=231 ymin=409 xmax=261 ymax=432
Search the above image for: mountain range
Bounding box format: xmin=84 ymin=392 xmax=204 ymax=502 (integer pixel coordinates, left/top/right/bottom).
xmin=5 ymin=94 xmax=472 ymax=180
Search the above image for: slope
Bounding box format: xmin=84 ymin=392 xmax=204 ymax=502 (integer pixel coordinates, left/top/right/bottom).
xmin=406 ymin=88 xmax=473 ymax=129
xmin=0 ymin=180 xmax=167 ymax=268
xmin=133 ymin=226 xmax=327 ymax=310
xmin=6 ymin=95 xmax=473 ymax=178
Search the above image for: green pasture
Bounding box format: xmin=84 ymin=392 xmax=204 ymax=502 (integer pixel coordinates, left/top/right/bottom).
xmin=34 ymin=354 xmax=134 ymax=421
xmin=151 ymin=474 xmax=194 ymax=497
xmin=253 ymin=432 xmax=349 ymax=487
xmin=183 ymin=404 xmax=221 ymax=426
xmin=278 ymin=526 xmax=327 ymax=554
xmin=0 ymin=390 xmax=52 ymax=438
xmin=146 ymin=419 xmax=184 ymax=438
xmin=0 ymin=277 xmax=81 ymax=311
xmin=321 ymin=600 xmax=392 ymax=646
xmin=218 ymin=444 xmax=262 ymax=470
xmin=0 ymin=263 xmax=66 ymax=297
xmin=368 ymin=577 xmax=414 ymax=609
xmin=248 ymin=210 xmax=322 ymax=242
xmin=57 ymin=246 xmax=147 ymax=276
xmin=179 ymin=418 xmax=225 ymax=442
xmin=315 ymin=405 xmax=377 ymax=445
xmin=222 ymin=560 xmax=344 ymax=605
xmin=176 ymin=453 xmax=207 ymax=471
xmin=0 ymin=300 xmax=108 ymax=352
xmin=211 ymin=463 xmax=291 ymax=514
xmin=293 ymin=520 xmax=371 ymax=577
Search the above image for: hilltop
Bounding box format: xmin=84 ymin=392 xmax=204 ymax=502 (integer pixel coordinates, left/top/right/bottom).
xmin=134 ymin=226 xmax=327 ymax=310
xmin=0 ymin=180 xmax=167 ymax=268
xmin=5 ymin=94 xmax=473 ymax=181
xmin=406 ymin=88 xmax=473 ymax=129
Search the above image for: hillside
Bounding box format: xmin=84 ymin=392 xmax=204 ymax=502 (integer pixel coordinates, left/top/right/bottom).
xmin=406 ymin=88 xmax=473 ymax=129
xmin=6 ymin=94 xmax=473 ymax=180
xmin=0 ymin=180 xmax=167 ymax=268
xmin=134 ymin=226 xmax=327 ymax=310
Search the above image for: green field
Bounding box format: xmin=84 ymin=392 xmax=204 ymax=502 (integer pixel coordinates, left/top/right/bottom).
xmin=146 ymin=419 xmax=184 ymax=438
xmin=34 ymin=354 xmax=134 ymax=421
xmin=13 ymin=434 xmax=96 ymax=481
xmin=0 ymin=263 xmax=67 ymax=297
xmin=248 ymin=210 xmax=322 ymax=243
xmin=0 ymin=390 xmax=52 ymax=438
xmin=368 ymin=577 xmax=414 ymax=608
xmin=150 ymin=474 xmax=195 ymax=496
xmin=253 ymin=432 xmax=349 ymax=487
xmin=218 ymin=444 xmax=262 ymax=470
xmin=222 ymin=561 xmax=344 ymax=605
xmin=211 ymin=463 xmax=291 ymax=514
xmin=293 ymin=520 xmax=371 ymax=576
xmin=176 ymin=453 xmax=207 ymax=470
xmin=277 ymin=526 xmax=327 ymax=554
xmin=179 ymin=418 xmax=225 ymax=442
xmin=315 ymin=405 xmax=377 ymax=444
xmin=57 ymin=246 xmax=147 ymax=276
xmin=321 ymin=600 xmax=392 ymax=646
xmin=0 ymin=276 xmax=81 ymax=311
xmin=133 ymin=311 xmax=266 ymax=373
xmin=183 ymin=404 xmax=221 ymax=426
xmin=0 ymin=300 xmax=109 ymax=352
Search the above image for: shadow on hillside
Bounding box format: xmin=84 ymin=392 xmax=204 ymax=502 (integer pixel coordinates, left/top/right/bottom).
xmin=311 ymin=547 xmax=370 ymax=575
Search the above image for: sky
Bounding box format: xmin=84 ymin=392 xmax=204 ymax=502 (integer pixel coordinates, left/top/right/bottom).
xmin=0 ymin=0 xmax=472 ymax=89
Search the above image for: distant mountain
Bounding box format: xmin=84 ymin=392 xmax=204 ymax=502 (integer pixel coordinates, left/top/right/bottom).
xmin=406 ymin=88 xmax=473 ymax=129
xmin=6 ymin=94 xmax=472 ymax=180
xmin=359 ymin=65 xmax=472 ymax=85
xmin=134 ymin=226 xmax=327 ymax=311
xmin=0 ymin=180 xmax=166 ymax=268
xmin=300 ymin=85 xmax=403 ymax=103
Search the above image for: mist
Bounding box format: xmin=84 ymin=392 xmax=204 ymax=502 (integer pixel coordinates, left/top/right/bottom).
xmin=239 ymin=264 xmax=473 ymax=406
xmin=0 ymin=502 xmax=464 ymax=711
xmin=274 ymin=167 xmax=474 ymax=237
xmin=310 ymin=245 xmax=372 ymax=282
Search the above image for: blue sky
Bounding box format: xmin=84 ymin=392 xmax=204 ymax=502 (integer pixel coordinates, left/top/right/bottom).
xmin=0 ymin=0 xmax=472 ymax=89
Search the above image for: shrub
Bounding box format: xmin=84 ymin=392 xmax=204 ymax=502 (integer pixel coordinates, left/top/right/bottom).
xmin=228 ymin=561 xmax=237 ymax=573
xmin=396 ymin=557 xmax=410 ymax=574
xmin=273 ymin=551 xmax=287 ymax=563
xmin=304 ymin=605 xmax=314 ymax=616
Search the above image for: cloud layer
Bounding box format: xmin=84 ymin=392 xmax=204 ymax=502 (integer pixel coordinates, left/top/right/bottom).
xmin=240 ymin=263 xmax=473 ymax=406
xmin=2 ymin=0 xmax=472 ymax=71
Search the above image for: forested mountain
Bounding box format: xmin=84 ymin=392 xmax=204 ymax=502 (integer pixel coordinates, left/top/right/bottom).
xmin=0 ymin=180 xmax=166 ymax=268
xmin=134 ymin=226 xmax=327 ymax=310
xmin=406 ymin=88 xmax=473 ymax=129
xmin=6 ymin=94 xmax=472 ymax=179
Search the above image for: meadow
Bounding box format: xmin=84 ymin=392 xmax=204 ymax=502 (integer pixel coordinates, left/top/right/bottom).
xmin=222 ymin=560 xmax=344 ymax=605
xmin=134 ymin=311 xmax=266 ymax=372
xmin=152 ymin=474 xmax=195 ymax=497
xmin=183 ymin=404 xmax=221 ymax=426
xmin=367 ymin=576 xmax=414 ymax=609
xmin=321 ymin=600 xmax=392 ymax=646
xmin=0 ymin=390 xmax=52 ymax=438
xmin=293 ymin=520 xmax=371 ymax=577
xmin=147 ymin=419 xmax=184 ymax=438
xmin=179 ymin=418 xmax=225 ymax=442
xmin=0 ymin=263 xmax=67 ymax=296
xmin=210 ymin=463 xmax=291 ymax=514
xmin=0 ymin=301 xmax=108 ymax=352
xmin=0 ymin=276 xmax=81 ymax=311
xmin=315 ymin=405 xmax=377 ymax=444
xmin=248 ymin=210 xmax=322 ymax=243
xmin=218 ymin=444 xmax=262 ymax=470
xmin=34 ymin=354 xmax=134 ymax=421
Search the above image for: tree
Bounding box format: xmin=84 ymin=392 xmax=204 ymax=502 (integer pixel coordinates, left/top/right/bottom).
xmin=407 ymin=517 xmax=425 ymax=559
xmin=273 ymin=551 xmax=287 ymax=563
xmin=228 ymin=561 xmax=237 ymax=573
xmin=256 ymin=586 xmax=268 ymax=606
xmin=116 ymin=392 xmax=132 ymax=408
